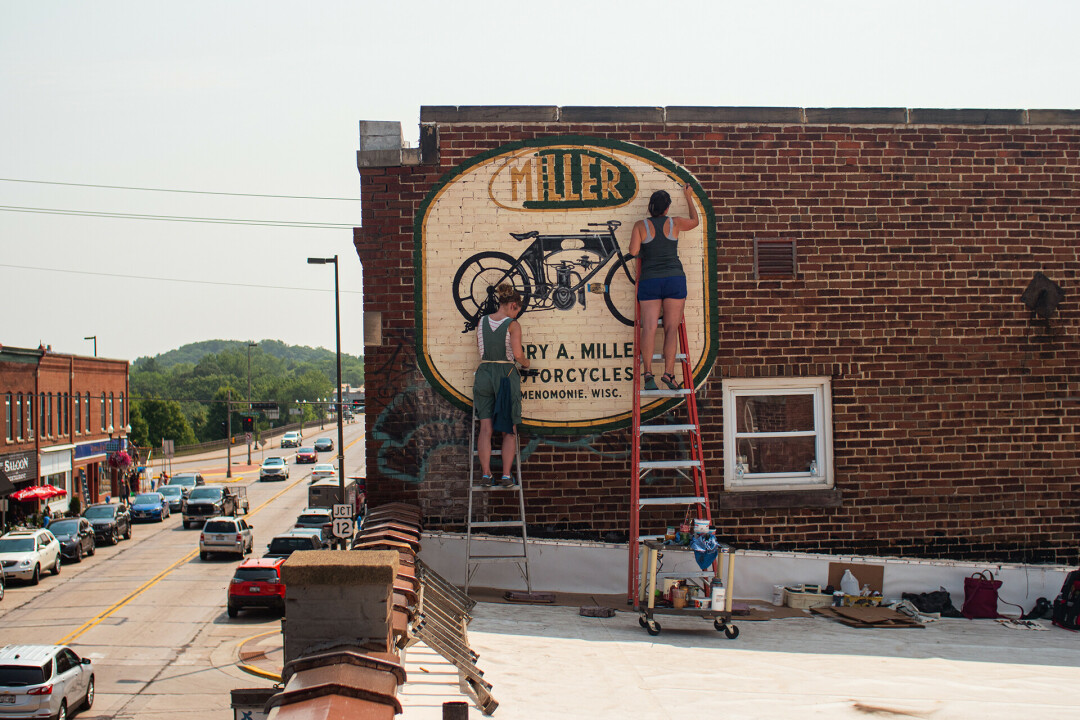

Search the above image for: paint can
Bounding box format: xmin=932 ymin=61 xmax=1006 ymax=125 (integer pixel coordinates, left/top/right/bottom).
xmin=772 ymin=584 xmax=785 ymax=606
xmin=692 ymin=518 xmax=709 ymax=534
xmin=711 ymin=581 xmax=726 ymax=611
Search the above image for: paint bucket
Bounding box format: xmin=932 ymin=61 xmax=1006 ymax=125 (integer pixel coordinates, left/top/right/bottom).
xmin=692 ymin=518 xmax=709 ymax=534
xmin=772 ymin=584 xmax=785 ymax=606
xmin=711 ymin=581 xmax=726 ymax=611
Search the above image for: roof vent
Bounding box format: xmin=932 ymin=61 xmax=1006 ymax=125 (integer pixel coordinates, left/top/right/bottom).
xmin=754 ymin=238 xmax=797 ymax=279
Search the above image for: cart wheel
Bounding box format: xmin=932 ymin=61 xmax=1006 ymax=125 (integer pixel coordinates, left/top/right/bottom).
xmin=714 ymin=619 xmax=726 ymax=632
xmin=638 ymin=615 xmax=648 ymax=629
xmin=646 ymin=620 xmax=661 ymax=636
xmin=725 ymin=624 xmax=740 ymax=640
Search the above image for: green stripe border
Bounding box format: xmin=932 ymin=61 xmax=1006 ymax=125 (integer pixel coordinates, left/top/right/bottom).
xmin=413 ymin=134 xmax=719 ymax=436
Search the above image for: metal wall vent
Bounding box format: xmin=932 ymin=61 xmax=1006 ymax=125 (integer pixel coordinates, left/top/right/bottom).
xmin=754 ymin=238 xmax=797 ymax=279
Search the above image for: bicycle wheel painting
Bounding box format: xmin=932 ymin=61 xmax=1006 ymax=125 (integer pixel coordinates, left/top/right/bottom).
xmin=415 ymin=136 xmax=718 ymax=435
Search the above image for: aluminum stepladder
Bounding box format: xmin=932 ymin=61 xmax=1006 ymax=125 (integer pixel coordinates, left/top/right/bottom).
xmin=465 ymin=402 xmax=532 ymax=595
xmin=627 ymin=293 xmax=714 ymax=604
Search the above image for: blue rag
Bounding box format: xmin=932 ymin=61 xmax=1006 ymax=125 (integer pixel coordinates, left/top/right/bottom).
xmin=690 ymin=533 xmax=719 ymax=570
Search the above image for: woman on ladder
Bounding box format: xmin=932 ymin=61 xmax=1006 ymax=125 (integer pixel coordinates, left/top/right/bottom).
xmin=474 ymin=283 xmax=530 ymax=487
xmin=628 ymin=183 xmax=699 ymax=390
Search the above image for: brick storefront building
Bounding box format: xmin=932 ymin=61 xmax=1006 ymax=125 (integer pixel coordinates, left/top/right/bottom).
xmin=1 ymin=344 xmax=131 ymax=517
xmin=354 ymin=107 xmax=1079 ymax=564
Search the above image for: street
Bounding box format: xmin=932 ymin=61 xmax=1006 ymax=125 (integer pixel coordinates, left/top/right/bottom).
xmin=0 ymin=420 xmax=365 ymax=719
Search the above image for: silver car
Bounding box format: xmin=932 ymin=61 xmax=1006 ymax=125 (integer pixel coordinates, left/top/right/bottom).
xmin=0 ymin=644 xmax=94 ymax=720
xmin=199 ymin=517 xmax=253 ymax=560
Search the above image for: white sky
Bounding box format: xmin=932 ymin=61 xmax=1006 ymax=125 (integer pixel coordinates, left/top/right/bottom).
xmin=2 ymin=0 xmax=1078 ymax=361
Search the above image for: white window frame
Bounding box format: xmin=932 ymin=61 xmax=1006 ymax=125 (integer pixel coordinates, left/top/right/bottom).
xmin=722 ymin=376 xmax=834 ymax=491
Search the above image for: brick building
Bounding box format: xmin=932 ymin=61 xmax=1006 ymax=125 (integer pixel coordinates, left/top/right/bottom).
xmin=1 ymin=344 xmax=131 ymax=517
xmin=354 ymin=106 xmax=1079 ymax=565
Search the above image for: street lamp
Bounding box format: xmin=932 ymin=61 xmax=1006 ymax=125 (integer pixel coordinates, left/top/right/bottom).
xmin=247 ymin=342 xmax=258 ymax=465
xmin=84 ymin=336 xmax=97 ymax=357
xmin=307 ymin=256 xmax=347 ymax=523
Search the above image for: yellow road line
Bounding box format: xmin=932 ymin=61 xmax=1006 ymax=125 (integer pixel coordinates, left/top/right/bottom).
xmin=58 ymin=474 xmax=308 ymax=645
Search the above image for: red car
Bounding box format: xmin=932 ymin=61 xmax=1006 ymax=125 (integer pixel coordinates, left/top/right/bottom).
xmin=295 ymin=447 xmax=317 ymax=463
xmin=228 ymin=557 xmax=286 ymax=617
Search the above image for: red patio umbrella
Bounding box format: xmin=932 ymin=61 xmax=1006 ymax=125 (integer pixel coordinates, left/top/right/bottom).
xmin=9 ymin=485 xmax=67 ymax=501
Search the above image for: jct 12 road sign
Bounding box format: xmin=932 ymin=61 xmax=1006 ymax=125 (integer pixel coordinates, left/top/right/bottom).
xmin=332 ymin=504 xmax=352 ymax=519
xmin=332 ymin=518 xmax=354 ymax=539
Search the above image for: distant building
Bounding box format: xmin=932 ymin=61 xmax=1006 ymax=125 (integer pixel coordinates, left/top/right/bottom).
xmin=1 ymin=344 xmax=130 ymax=515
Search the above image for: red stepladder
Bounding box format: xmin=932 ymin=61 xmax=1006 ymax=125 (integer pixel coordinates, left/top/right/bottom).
xmin=627 ymin=297 xmax=713 ymax=606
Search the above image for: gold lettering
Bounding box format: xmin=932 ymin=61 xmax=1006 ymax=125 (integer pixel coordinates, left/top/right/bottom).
xmin=561 ymin=153 xmax=581 ymax=201
xmin=509 ymin=159 xmax=533 ymax=202
xmin=580 ymin=154 xmax=598 ymax=200
xmin=599 ymin=160 xmax=621 ymax=199
xmin=543 ymin=154 xmax=561 ymax=201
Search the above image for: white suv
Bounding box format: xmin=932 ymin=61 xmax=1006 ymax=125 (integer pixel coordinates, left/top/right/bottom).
xmin=0 ymin=644 xmax=94 ymax=719
xmin=199 ymin=517 xmax=254 ymax=560
xmin=0 ymin=529 xmax=61 ymax=585
xmin=280 ymin=431 xmax=302 ymax=448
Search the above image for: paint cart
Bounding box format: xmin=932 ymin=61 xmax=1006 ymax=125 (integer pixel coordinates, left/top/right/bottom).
xmin=636 ymin=539 xmax=739 ymax=638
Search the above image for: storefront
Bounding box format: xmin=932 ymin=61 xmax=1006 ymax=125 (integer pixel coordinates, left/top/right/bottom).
xmin=1 ymin=449 xmax=38 ymax=525
xmin=74 ymin=439 xmax=110 ymax=504
xmin=40 ymin=444 xmax=74 ymax=514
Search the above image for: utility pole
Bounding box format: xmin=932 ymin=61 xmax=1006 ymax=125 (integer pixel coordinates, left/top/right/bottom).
xmin=247 ymin=342 xmax=257 ymax=465
xmin=226 ymin=389 xmax=232 ymax=479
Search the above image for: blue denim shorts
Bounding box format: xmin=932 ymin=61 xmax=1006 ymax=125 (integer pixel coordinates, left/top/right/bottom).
xmin=637 ymin=275 xmax=687 ymax=301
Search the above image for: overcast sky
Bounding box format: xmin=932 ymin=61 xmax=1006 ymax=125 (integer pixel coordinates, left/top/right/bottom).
xmin=2 ymin=1 xmax=1078 ymax=361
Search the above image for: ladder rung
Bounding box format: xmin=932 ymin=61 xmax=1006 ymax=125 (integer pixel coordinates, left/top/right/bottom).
xmin=472 ymin=449 xmax=502 ymax=456
xmin=650 ymin=353 xmax=688 ymax=361
xmin=470 ymin=520 xmax=526 ymax=528
xmin=640 ymin=423 xmax=697 ymax=434
xmin=640 ymin=389 xmax=692 ymax=397
xmin=637 ymin=496 xmax=707 ymax=506
xmin=468 ymin=555 xmax=529 ymax=563
xmin=470 ymin=484 xmax=521 ymax=492
xmin=637 ymin=534 xmax=665 ymax=543
xmin=640 ymin=460 xmax=701 ymax=470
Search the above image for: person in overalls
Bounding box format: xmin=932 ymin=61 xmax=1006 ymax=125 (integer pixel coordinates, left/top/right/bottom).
xmin=627 ymin=184 xmax=699 ymax=390
xmin=474 ymin=283 xmax=530 ymax=487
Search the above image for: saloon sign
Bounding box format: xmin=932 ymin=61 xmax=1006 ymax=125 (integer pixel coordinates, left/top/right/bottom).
xmin=415 ymin=136 xmax=718 ymax=434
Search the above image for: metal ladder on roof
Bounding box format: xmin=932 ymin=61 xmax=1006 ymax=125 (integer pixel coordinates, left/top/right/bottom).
xmin=627 ymin=301 xmax=713 ymax=603
xmin=465 ymin=405 xmax=532 ymax=595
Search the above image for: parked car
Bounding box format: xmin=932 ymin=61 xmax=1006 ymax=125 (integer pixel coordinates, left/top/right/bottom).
xmin=295 ymin=447 xmax=317 ymax=464
xmin=130 ymin=492 xmax=170 ymax=522
xmin=0 ymin=644 xmax=94 ymax=719
xmin=313 ymin=437 xmax=334 ymax=452
xmin=0 ymin=530 xmax=61 ymax=585
xmin=82 ymin=503 xmax=132 ymax=546
xmin=280 ymin=431 xmax=302 ymax=448
xmin=167 ymin=473 xmax=205 ymax=491
xmin=259 ymin=456 xmax=289 ymax=482
xmin=294 ymin=508 xmax=334 ymax=543
xmin=157 ymin=484 xmax=187 ymax=513
xmin=48 ymin=518 xmax=96 ymax=563
xmin=182 ymin=486 xmax=241 ymax=529
xmin=310 ymin=464 xmax=336 ymax=482
xmin=199 ymin=517 xmax=253 ymax=560
xmin=0 ymin=566 xmax=5 ymax=602
xmin=264 ymin=531 xmax=322 ymax=559
xmin=288 ymin=527 xmax=326 ymax=549
xmin=227 ymin=557 xmax=287 ymax=617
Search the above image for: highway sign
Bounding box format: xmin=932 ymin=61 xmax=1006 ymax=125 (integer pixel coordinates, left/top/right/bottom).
xmin=162 ymin=439 xmax=175 ymax=458
xmin=332 ymin=503 xmax=352 ymax=519
xmin=332 ymin=518 xmax=354 ymax=539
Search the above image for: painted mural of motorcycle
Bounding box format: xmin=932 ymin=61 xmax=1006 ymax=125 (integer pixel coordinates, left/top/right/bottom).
xmin=452 ymin=220 xmax=637 ymax=333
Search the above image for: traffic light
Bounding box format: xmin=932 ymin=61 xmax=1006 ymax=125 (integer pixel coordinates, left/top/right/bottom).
xmin=241 ymin=414 xmax=254 ymax=432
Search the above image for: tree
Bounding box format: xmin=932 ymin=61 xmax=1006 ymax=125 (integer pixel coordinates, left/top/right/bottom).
xmin=132 ymin=398 xmax=197 ymax=447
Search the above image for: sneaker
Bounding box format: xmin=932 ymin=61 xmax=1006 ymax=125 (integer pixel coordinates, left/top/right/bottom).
xmin=481 ymin=475 xmax=495 ymax=487
xmin=643 ymin=373 xmax=658 ymax=391
xmin=661 ymin=373 xmax=682 ymax=390
xmin=499 ymin=475 xmax=517 ymax=488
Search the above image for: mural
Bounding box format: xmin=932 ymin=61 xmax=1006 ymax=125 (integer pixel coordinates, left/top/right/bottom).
xmin=415 ymin=136 xmax=718 ymax=435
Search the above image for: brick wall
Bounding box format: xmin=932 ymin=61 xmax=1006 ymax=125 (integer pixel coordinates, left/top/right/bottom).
xmin=355 ymin=107 xmax=1080 ymax=564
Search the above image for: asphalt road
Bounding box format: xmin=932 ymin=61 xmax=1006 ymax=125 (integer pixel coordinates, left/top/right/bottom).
xmin=0 ymin=420 xmax=366 ymax=719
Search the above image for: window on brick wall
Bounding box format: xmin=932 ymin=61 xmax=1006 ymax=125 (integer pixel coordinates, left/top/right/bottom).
xmin=74 ymin=394 xmax=81 ymax=434
xmin=100 ymin=392 xmax=106 ymax=432
xmin=85 ymin=392 xmax=91 ymax=433
xmin=26 ymin=394 xmax=33 ymax=439
xmin=5 ymin=393 xmax=11 ymax=441
xmin=722 ymin=377 xmax=833 ymax=491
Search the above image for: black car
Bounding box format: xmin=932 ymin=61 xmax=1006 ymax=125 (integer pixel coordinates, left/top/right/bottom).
xmin=264 ymin=531 xmax=322 ymax=559
xmin=48 ymin=518 xmax=96 ymax=562
xmin=313 ymin=437 xmax=334 ymax=452
xmin=82 ymin=503 xmax=132 ymax=546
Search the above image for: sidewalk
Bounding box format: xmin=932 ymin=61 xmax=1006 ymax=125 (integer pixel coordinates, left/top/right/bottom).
xmin=238 ymin=598 xmax=1080 ymax=719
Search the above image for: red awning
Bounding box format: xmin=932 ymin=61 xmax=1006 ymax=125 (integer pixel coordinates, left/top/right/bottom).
xmin=9 ymin=485 xmax=67 ymax=501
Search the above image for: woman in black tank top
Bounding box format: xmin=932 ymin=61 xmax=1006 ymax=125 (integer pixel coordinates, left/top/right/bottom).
xmin=628 ymin=184 xmax=699 ymax=390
